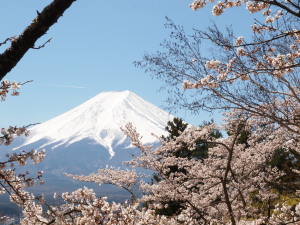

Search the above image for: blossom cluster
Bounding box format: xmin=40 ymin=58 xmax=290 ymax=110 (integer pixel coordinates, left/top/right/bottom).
xmin=30 ymin=114 xmax=288 ymax=224
xmin=0 ymin=79 xmax=45 ymax=223
xmin=190 ymin=0 xmax=269 ymax=15
xmin=35 ymin=116 xmax=298 ymax=224
xmin=65 ymin=168 xmax=143 ymax=200
xmin=1 ymin=126 xmax=30 ymax=145
xmin=20 ymin=187 xmax=178 ymax=225
xmin=7 ymin=108 xmax=300 ymax=224
xmin=0 ymin=80 xmax=20 ymax=101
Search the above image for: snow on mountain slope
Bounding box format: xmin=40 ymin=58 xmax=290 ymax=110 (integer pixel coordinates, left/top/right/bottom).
xmin=16 ymin=91 xmax=173 ymax=157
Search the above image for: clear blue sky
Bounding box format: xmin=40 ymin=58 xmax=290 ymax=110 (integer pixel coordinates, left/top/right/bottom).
xmin=1 ymin=0 xmax=257 ymax=128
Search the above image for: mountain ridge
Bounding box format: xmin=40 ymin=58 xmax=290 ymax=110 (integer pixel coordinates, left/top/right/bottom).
xmin=15 ymin=90 xmax=173 ymax=158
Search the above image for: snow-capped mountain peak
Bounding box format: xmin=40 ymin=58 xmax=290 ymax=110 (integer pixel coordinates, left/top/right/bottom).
xmin=16 ymin=91 xmax=173 ymax=157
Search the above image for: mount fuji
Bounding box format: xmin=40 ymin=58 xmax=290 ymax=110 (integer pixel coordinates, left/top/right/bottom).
xmin=15 ymin=90 xmax=173 ymax=158
xmin=1 ymin=91 xmax=174 ymax=198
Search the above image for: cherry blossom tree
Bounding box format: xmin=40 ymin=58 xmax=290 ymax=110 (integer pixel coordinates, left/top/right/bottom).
xmin=0 ymin=0 xmax=77 ymax=223
xmin=131 ymin=0 xmax=300 ymax=223
xmin=23 ymin=118 xmax=299 ymax=224
xmin=136 ymin=0 xmax=300 ymax=137
xmin=121 ymin=120 xmax=300 ymax=224
xmin=16 ymin=0 xmax=300 ymax=224
xmin=1 ymin=0 xmax=300 ymax=224
xmin=0 ymin=81 xmax=46 ymax=223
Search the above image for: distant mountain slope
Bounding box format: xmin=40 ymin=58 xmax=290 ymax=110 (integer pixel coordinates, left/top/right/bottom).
xmin=16 ymin=90 xmax=173 ymax=158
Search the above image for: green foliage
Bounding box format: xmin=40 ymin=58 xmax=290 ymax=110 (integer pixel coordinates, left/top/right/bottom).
xmin=250 ymin=189 xmax=300 ymax=219
xmin=163 ymin=117 xmax=188 ymax=141
xmin=270 ymin=148 xmax=300 ymax=194
xmin=162 ymin=118 xmax=222 ymax=160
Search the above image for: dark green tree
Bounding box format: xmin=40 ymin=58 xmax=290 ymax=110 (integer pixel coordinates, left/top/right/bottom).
xmin=162 ymin=118 xmax=222 ymax=160
xmin=152 ymin=118 xmax=222 ymax=216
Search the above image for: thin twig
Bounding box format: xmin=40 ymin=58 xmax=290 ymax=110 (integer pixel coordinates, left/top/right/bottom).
xmin=32 ymin=38 xmax=52 ymax=49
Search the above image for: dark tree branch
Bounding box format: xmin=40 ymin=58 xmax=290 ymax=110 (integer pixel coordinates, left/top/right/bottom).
xmin=224 ymin=31 xmax=300 ymax=48
xmin=260 ymin=0 xmax=300 ymax=18
xmin=0 ymin=0 xmax=77 ymax=81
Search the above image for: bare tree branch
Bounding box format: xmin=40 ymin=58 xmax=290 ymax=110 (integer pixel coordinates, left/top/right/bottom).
xmin=32 ymin=38 xmax=52 ymax=50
